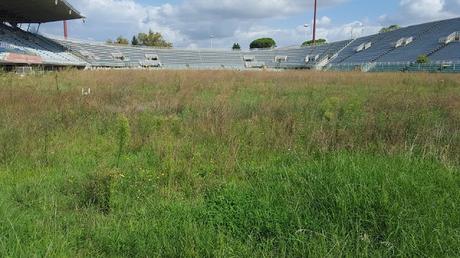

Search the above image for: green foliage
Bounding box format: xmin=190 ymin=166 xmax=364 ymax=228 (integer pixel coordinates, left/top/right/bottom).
xmin=79 ymin=170 xmax=113 ymax=214
xmin=116 ymin=114 xmax=131 ymax=167
xmin=0 ymin=126 xmax=21 ymax=165
xmin=250 ymin=38 xmax=276 ymax=49
xmin=380 ymin=25 xmax=401 ymax=33
xmin=416 ymin=54 xmax=430 ymax=64
xmin=115 ymin=36 xmax=129 ymax=45
xmin=320 ymin=96 xmax=344 ymax=122
xmin=131 ymin=36 xmax=139 ymax=46
xmin=137 ymin=30 xmax=172 ymax=48
xmin=0 ymin=70 xmax=459 ymax=256
xmin=302 ymin=38 xmax=327 ymax=47
xmin=232 ymin=43 xmax=241 ymax=50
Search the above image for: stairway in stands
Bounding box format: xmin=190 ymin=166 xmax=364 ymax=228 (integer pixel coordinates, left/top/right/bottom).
xmin=426 ymin=32 xmax=460 ymax=58
xmin=370 ymin=48 xmax=394 ymax=62
xmin=334 ymin=33 xmax=388 ymax=64
xmin=426 ymin=43 xmax=448 ymax=57
xmin=321 ymin=39 xmax=356 ymax=70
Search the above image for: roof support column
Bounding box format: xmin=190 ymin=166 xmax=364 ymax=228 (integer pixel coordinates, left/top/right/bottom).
xmin=63 ymin=20 xmax=68 ymax=39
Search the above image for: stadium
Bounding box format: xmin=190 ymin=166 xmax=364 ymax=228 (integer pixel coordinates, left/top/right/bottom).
xmin=1 ymin=1 xmax=460 ymax=257
xmin=1 ymin=0 xmax=460 ymax=72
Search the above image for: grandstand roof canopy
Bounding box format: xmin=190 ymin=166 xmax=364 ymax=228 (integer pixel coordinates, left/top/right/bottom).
xmin=0 ymin=0 xmax=83 ymax=23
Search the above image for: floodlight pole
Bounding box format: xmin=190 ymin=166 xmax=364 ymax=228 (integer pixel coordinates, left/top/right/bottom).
xmin=304 ymin=24 xmax=309 ymax=41
xmin=312 ymin=0 xmax=318 ymax=44
xmin=63 ymin=20 xmax=68 ymax=39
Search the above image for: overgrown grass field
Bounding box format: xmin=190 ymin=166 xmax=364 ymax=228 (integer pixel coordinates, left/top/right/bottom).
xmin=0 ymin=70 xmax=459 ymax=256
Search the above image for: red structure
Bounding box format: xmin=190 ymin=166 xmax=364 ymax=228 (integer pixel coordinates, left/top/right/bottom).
xmin=313 ymin=0 xmax=318 ymax=43
xmin=4 ymin=53 xmax=43 ymax=64
xmin=64 ymin=20 xmax=68 ymax=39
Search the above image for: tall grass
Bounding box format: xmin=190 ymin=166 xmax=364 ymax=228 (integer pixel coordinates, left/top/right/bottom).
xmin=0 ymin=70 xmax=459 ymax=256
xmin=116 ymin=114 xmax=131 ymax=168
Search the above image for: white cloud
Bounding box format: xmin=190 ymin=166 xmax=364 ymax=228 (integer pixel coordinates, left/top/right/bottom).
xmin=400 ymin=0 xmax=450 ymax=19
xmin=40 ymin=0 xmax=459 ymax=49
xmin=42 ymin=0 xmax=350 ymax=48
xmin=177 ymin=0 xmax=346 ymax=20
xmin=317 ymin=21 xmax=381 ymax=41
xmin=317 ymin=16 xmax=332 ymax=26
xmin=381 ymin=0 xmax=460 ymax=25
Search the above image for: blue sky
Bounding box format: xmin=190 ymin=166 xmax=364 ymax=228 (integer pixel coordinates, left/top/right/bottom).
xmin=39 ymin=0 xmax=460 ymax=49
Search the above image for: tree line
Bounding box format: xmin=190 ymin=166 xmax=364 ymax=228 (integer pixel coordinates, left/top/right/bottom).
xmin=107 ymin=30 xmax=172 ymax=48
xmin=107 ymin=31 xmax=326 ymax=50
xmin=107 ymin=24 xmax=401 ymax=50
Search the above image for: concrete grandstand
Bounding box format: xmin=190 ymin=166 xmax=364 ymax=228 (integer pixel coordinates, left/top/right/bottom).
xmin=0 ymin=0 xmax=85 ymax=70
xmin=1 ymin=0 xmax=460 ymax=72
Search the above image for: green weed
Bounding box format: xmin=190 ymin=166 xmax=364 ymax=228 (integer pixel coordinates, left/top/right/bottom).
xmin=0 ymin=70 xmax=459 ymax=256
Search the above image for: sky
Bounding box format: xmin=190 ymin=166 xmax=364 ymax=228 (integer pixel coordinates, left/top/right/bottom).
xmin=38 ymin=0 xmax=460 ymax=49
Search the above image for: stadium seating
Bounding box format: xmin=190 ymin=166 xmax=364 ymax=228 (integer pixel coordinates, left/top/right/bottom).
xmin=348 ymin=25 xmax=427 ymax=63
xmin=429 ymin=42 xmax=460 ymax=62
xmin=57 ymin=40 xmax=126 ymax=67
xmin=326 ymin=18 xmax=459 ymax=67
xmin=307 ymin=40 xmax=353 ymax=69
xmin=50 ymin=17 xmax=460 ymax=72
xmin=54 ymin=37 xmax=358 ymax=70
xmin=329 ymin=35 xmax=375 ymax=64
xmin=0 ymin=23 xmax=85 ymax=66
xmin=2 ymin=17 xmax=460 ymax=72
xmin=376 ymin=18 xmax=460 ymax=63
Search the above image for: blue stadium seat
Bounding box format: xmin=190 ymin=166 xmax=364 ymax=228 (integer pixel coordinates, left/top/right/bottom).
xmin=0 ymin=23 xmax=86 ymax=66
xmin=44 ymin=17 xmax=460 ymax=72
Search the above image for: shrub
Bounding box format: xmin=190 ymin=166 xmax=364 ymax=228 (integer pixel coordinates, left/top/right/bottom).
xmin=249 ymin=38 xmax=276 ymax=49
xmin=302 ymin=38 xmax=327 ymax=47
xmin=131 ymin=36 xmax=139 ymax=46
xmin=232 ymin=43 xmax=241 ymax=51
xmin=115 ymin=36 xmax=129 ymax=45
xmin=137 ymin=30 xmax=172 ymax=48
xmin=380 ymin=25 xmax=401 ymax=33
xmin=416 ymin=54 xmax=430 ymax=64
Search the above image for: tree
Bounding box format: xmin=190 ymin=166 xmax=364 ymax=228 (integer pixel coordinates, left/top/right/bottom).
xmin=416 ymin=54 xmax=430 ymax=64
xmin=137 ymin=30 xmax=172 ymax=48
xmin=105 ymin=39 xmax=113 ymax=44
xmin=249 ymin=38 xmax=276 ymax=49
xmin=232 ymin=43 xmax=241 ymax=50
xmin=380 ymin=25 xmax=401 ymax=33
xmin=301 ymin=38 xmax=327 ymax=47
xmin=131 ymin=36 xmax=139 ymax=46
xmin=115 ymin=36 xmax=129 ymax=45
